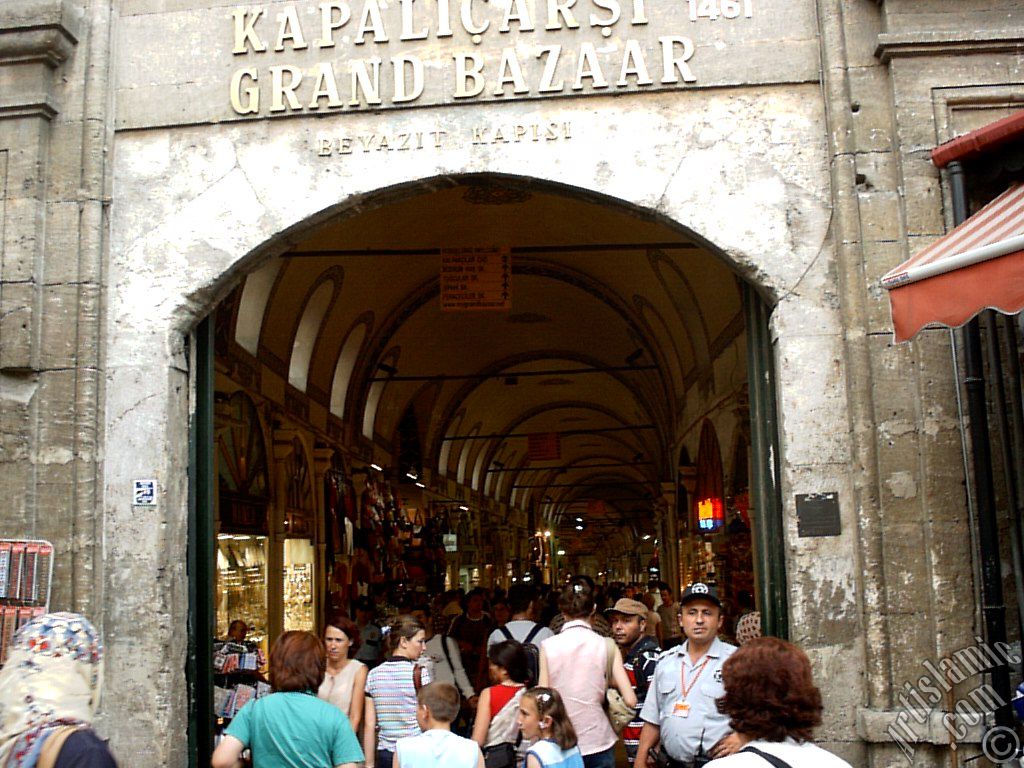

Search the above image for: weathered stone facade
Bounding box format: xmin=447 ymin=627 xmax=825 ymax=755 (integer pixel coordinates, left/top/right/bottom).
xmin=2 ymin=0 xmax=1022 ymax=765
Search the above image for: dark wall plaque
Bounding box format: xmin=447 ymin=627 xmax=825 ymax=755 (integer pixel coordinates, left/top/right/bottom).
xmin=796 ymin=493 xmax=841 ymax=537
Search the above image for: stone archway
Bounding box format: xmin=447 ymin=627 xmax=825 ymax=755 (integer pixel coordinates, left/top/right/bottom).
xmin=102 ymin=96 xmax=856 ymax=762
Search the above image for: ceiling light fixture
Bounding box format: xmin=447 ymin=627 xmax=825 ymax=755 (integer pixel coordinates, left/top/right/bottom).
xmin=642 ymin=534 xmax=651 ymax=541
xmin=406 ymin=471 xmax=418 ymax=480
xmin=415 ymin=482 xmax=426 ymax=489
xmin=370 ymin=463 xmax=383 ymax=472
xmin=557 ymin=549 xmax=566 ymax=555
xmin=459 ymin=504 xmax=469 ymax=511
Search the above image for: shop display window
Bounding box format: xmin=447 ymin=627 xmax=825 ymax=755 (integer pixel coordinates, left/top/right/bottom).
xmin=284 ymin=538 xmax=315 ymax=632
xmin=216 ymin=534 xmax=268 ymax=650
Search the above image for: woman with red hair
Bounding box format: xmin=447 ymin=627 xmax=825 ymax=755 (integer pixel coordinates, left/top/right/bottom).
xmin=708 ymin=637 xmax=851 ymax=767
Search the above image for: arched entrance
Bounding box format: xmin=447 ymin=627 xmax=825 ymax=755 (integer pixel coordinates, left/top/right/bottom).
xmin=184 ymin=173 xmax=786 ymax=762
xmin=103 ymin=92 xmax=851 ymax=763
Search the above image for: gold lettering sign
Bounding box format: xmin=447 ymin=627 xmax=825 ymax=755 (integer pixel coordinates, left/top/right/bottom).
xmin=227 ymin=0 xmax=758 ymax=115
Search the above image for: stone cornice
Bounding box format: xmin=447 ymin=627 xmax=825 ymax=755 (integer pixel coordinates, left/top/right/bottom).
xmin=0 ymin=0 xmax=81 ymax=68
xmin=875 ymin=29 xmax=1024 ymax=63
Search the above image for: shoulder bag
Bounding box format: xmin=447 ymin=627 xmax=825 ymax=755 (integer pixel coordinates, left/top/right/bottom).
xmin=37 ymin=726 xmax=86 ymax=768
xmin=740 ymin=746 xmax=796 ymax=768
xmin=603 ymin=636 xmax=637 ymax=734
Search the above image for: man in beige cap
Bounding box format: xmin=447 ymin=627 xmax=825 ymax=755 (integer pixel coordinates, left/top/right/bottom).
xmin=606 ymin=598 xmax=662 ymax=765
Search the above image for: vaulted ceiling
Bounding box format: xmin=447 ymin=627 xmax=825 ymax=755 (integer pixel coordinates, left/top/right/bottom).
xmin=219 ymin=175 xmax=746 ymax=549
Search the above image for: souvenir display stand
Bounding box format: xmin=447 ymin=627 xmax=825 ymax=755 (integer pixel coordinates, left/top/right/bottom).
xmin=214 ymin=533 xmax=271 ymax=745
xmin=0 ymin=538 xmax=54 ymax=666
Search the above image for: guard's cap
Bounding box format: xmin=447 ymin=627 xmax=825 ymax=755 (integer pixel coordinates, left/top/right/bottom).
xmin=679 ymin=582 xmax=722 ymax=608
xmin=605 ymin=598 xmax=648 ymax=617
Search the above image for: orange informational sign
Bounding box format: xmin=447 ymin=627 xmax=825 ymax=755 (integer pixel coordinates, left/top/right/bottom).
xmin=527 ymin=432 xmax=561 ymax=461
xmin=441 ymin=247 xmax=511 ymax=312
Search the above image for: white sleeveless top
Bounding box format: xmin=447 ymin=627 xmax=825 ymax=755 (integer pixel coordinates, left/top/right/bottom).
xmin=541 ymin=620 xmax=616 ymax=756
xmin=396 ymin=729 xmax=481 ymax=768
xmin=318 ymin=659 xmax=365 ymax=716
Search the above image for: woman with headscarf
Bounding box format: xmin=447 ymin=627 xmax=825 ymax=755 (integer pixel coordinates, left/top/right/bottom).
xmin=0 ymin=611 xmax=116 ymax=768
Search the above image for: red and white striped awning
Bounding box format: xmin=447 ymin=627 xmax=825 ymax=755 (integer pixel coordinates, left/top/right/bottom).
xmin=882 ymin=183 xmax=1024 ymax=342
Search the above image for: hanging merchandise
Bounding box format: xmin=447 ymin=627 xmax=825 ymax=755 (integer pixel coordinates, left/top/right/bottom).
xmin=410 ymin=509 xmax=426 ymax=548
xmin=397 ymin=505 xmax=413 ymax=543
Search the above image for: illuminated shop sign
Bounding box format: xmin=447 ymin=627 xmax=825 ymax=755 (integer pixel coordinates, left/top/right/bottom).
xmin=697 ymin=497 xmax=723 ymax=531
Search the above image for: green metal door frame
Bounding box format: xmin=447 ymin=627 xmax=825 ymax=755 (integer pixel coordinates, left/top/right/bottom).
xmin=742 ymin=284 xmax=789 ymax=638
xmin=187 ymin=316 xmax=216 ymax=768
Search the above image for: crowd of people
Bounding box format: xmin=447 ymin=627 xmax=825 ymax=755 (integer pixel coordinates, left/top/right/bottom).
xmin=0 ymin=578 xmax=850 ymax=768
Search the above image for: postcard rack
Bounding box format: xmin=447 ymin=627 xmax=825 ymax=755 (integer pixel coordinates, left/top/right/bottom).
xmin=0 ymin=538 xmax=55 ymax=666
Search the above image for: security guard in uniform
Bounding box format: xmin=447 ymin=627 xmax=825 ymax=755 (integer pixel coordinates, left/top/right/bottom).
xmin=634 ymin=583 xmax=742 ymax=768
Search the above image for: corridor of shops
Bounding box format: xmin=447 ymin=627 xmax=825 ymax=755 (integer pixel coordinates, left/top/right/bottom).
xmin=200 ymin=175 xmax=781 ymax=755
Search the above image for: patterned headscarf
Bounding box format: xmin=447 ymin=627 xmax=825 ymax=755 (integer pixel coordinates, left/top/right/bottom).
xmin=0 ymin=612 xmax=104 ymax=768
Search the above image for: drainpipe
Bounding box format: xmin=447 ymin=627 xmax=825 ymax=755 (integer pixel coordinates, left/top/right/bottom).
xmin=948 ymin=161 xmax=1014 ymax=730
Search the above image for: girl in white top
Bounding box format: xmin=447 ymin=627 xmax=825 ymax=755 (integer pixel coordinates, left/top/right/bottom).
xmin=538 ymin=578 xmax=635 ymax=762
xmin=318 ymin=615 xmax=369 ymax=734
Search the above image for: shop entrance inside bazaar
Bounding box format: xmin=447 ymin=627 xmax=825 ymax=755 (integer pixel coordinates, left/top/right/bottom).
xmin=188 ymin=174 xmax=785 ymax=763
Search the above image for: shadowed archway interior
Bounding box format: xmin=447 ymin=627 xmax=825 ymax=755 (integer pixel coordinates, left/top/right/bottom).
xmin=214 ymin=175 xmax=749 ymax=563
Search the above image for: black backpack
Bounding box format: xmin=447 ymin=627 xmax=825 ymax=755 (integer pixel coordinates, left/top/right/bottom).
xmin=499 ymin=623 xmax=544 ymax=685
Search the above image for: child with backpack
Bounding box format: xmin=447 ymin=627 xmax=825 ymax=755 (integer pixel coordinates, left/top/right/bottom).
xmin=471 ymin=641 xmax=532 ymax=768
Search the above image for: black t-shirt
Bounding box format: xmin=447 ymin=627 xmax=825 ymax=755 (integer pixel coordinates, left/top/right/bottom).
xmin=55 ymin=730 xmax=118 ymax=768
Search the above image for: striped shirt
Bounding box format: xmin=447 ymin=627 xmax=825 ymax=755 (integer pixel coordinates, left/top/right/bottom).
xmin=621 ymin=636 xmax=661 ymax=765
xmin=365 ymin=657 xmax=432 ymax=751
xmin=526 ymin=739 xmax=584 ymax=768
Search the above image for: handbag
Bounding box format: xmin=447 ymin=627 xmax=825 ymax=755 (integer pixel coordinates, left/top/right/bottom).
xmin=482 ymin=742 xmax=517 ymax=768
xmin=603 ymin=637 xmax=637 ymax=734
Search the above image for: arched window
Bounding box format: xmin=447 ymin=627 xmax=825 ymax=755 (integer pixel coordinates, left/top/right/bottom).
xmin=216 ymin=391 xmax=270 ymax=533
xmin=235 ymin=259 xmax=282 ymax=355
xmin=288 ymin=282 xmax=334 ymax=392
xmin=330 ymin=323 xmax=368 ymax=418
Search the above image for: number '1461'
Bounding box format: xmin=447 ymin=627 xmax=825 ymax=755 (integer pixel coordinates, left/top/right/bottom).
xmin=688 ymin=0 xmax=753 ymax=19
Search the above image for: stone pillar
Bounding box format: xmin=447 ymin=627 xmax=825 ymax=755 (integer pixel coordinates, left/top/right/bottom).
xmin=0 ymin=0 xmax=110 ymax=618
xmin=660 ymin=482 xmax=679 ymax=594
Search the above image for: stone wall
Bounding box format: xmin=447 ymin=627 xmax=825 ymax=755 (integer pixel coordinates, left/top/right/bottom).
xmin=0 ymin=0 xmax=107 ymax=620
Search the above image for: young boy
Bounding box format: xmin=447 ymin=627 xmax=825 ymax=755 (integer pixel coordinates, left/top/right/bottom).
xmin=395 ymin=682 xmax=484 ymax=768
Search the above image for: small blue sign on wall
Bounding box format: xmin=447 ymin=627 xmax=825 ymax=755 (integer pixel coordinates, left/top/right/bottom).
xmin=133 ymin=479 xmax=157 ymax=506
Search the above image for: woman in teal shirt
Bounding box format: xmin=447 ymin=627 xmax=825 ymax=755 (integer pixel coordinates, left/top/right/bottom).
xmin=212 ymin=631 xmax=364 ymax=768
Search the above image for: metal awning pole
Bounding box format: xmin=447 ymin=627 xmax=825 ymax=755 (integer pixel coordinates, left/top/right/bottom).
xmin=950 ymin=160 xmax=1015 ymax=729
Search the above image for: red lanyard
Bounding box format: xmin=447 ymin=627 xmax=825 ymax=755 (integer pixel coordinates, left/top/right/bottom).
xmin=680 ymin=657 xmax=711 ymax=700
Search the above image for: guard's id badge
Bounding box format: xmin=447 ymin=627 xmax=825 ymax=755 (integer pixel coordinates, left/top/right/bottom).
xmin=672 ymin=701 xmax=691 ymax=718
